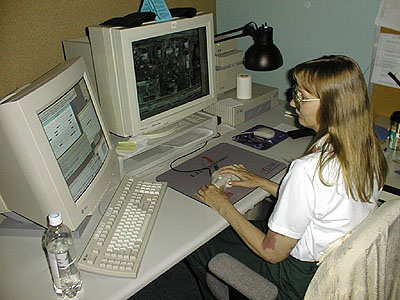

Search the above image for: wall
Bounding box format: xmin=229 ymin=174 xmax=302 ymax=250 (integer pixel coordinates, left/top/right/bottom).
xmin=0 ymin=1 xmax=216 ymax=99
xmin=216 ymin=0 xmax=379 ymax=101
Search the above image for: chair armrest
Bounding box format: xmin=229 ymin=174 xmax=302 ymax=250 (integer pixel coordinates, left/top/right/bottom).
xmin=208 ymin=253 xmax=278 ymax=300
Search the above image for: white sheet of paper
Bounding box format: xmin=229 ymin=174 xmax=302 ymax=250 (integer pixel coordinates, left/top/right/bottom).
xmin=375 ymin=0 xmax=400 ymax=32
xmin=371 ymin=33 xmax=400 ymax=89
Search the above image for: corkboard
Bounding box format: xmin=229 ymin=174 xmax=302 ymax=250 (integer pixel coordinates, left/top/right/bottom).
xmin=0 ymin=1 xmax=216 ymax=99
xmin=371 ymin=27 xmax=400 ymax=118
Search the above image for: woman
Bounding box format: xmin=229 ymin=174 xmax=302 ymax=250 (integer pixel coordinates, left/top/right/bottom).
xmin=186 ymin=55 xmax=388 ymax=299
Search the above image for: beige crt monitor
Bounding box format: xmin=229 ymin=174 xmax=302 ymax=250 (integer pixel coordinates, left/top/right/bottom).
xmin=0 ymin=57 xmax=118 ymax=231
xmin=88 ymin=13 xmax=216 ymax=138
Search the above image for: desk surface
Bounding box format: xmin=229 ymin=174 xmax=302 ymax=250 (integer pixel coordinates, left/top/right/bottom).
xmin=1 ymin=101 xmax=398 ymax=300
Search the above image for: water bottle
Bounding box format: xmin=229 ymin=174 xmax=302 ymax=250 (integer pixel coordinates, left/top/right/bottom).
xmin=388 ymin=111 xmax=400 ymax=150
xmin=44 ymin=212 xmax=82 ymax=298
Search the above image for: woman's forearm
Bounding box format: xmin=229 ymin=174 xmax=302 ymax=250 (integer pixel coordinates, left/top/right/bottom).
xmin=195 ymin=183 xmax=295 ymax=263
xmin=217 ymin=201 xmax=293 ymax=264
xmin=218 ymin=202 xmax=266 ymax=257
xmin=258 ymin=178 xmax=279 ymax=198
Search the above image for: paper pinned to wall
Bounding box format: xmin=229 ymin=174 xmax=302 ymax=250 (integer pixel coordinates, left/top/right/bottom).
xmin=371 ymin=33 xmax=400 ymax=89
xmin=375 ymin=0 xmax=400 ymax=32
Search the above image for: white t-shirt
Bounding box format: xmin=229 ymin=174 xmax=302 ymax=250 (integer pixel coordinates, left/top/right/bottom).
xmin=268 ymin=151 xmax=381 ymax=262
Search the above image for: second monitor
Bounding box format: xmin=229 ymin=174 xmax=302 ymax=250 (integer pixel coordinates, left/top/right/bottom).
xmin=88 ymin=13 xmax=216 ymax=138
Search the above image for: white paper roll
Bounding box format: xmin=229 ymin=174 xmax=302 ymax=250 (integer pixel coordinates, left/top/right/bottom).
xmin=236 ymin=74 xmax=252 ymax=99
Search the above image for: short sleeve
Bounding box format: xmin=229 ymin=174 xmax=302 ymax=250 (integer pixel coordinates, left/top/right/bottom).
xmin=268 ymin=158 xmax=316 ymax=239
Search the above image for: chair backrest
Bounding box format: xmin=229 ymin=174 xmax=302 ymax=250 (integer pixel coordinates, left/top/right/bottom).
xmin=304 ymin=199 xmax=400 ymax=300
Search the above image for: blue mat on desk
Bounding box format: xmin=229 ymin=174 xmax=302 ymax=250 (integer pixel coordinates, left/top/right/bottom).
xmin=232 ymin=125 xmax=289 ymax=150
xmin=156 ymin=143 xmax=286 ymax=205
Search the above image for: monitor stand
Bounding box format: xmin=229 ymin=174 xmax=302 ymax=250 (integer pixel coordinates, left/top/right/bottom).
xmin=143 ymin=122 xmax=179 ymax=139
xmin=115 ymin=111 xmax=218 ymax=178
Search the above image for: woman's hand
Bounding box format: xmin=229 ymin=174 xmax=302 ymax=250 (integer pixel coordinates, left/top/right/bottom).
xmin=217 ymin=164 xmax=279 ymax=197
xmin=195 ymin=183 xmax=231 ymax=212
xmin=217 ymin=164 xmax=266 ymax=188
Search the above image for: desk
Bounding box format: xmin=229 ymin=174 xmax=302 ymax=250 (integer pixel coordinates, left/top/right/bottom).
xmin=0 ymin=101 xmax=398 ymax=300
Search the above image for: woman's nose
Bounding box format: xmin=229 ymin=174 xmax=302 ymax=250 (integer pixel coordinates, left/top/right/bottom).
xmin=290 ymin=99 xmax=296 ymax=108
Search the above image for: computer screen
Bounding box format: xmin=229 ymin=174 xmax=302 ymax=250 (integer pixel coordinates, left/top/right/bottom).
xmin=133 ymin=27 xmax=209 ymax=121
xmin=0 ymin=57 xmax=118 ymax=231
xmin=88 ymin=13 xmax=216 ymax=138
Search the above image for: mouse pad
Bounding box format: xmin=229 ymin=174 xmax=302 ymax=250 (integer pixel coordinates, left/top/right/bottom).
xmin=232 ymin=125 xmax=289 ymax=150
xmin=156 ymin=143 xmax=287 ymax=205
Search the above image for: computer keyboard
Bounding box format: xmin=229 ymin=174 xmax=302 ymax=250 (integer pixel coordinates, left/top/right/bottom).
xmin=78 ymin=176 xmax=167 ymax=278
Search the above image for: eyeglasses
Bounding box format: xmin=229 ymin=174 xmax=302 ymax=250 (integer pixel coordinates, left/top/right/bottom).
xmin=292 ymin=87 xmax=320 ymax=110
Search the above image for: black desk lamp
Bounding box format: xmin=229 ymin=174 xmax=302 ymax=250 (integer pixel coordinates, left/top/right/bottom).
xmin=215 ymin=22 xmax=283 ymax=71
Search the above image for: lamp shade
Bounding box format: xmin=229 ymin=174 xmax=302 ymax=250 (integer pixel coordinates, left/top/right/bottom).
xmin=214 ymin=22 xmax=283 ymax=72
xmin=243 ymin=26 xmax=283 ymax=71
xmin=244 ymin=44 xmax=283 ymax=71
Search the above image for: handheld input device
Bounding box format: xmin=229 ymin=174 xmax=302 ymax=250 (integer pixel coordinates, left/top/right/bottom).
xmin=211 ymin=172 xmax=240 ymax=189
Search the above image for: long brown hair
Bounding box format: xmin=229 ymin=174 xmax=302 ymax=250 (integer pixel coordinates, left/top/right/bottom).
xmin=292 ymin=55 xmax=387 ymax=202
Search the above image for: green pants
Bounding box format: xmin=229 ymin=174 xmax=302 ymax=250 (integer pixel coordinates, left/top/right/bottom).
xmin=185 ymin=221 xmax=318 ymax=300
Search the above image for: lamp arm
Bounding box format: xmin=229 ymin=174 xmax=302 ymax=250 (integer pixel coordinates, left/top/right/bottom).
xmin=214 ymin=22 xmax=257 ymax=43
xmin=214 ymin=33 xmax=248 ymax=43
xmin=214 ymin=27 xmax=243 ymax=38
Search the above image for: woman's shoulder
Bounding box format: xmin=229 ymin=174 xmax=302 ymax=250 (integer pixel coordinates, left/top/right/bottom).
xmin=286 ymin=153 xmax=321 ymax=180
xmin=291 ymin=150 xmax=341 ymax=184
xmin=292 ymin=152 xmax=321 ymax=167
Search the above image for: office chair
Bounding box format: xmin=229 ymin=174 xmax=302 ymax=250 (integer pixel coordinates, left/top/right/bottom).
xmin=206 ymin=198 xmax=400 ymax=300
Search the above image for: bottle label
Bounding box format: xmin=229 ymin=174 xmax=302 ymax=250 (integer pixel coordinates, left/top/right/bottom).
xmin=48 ymin=252 xmax=62 ymax=290
xmin=47 ymin=250 xmax=77 ymax=291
